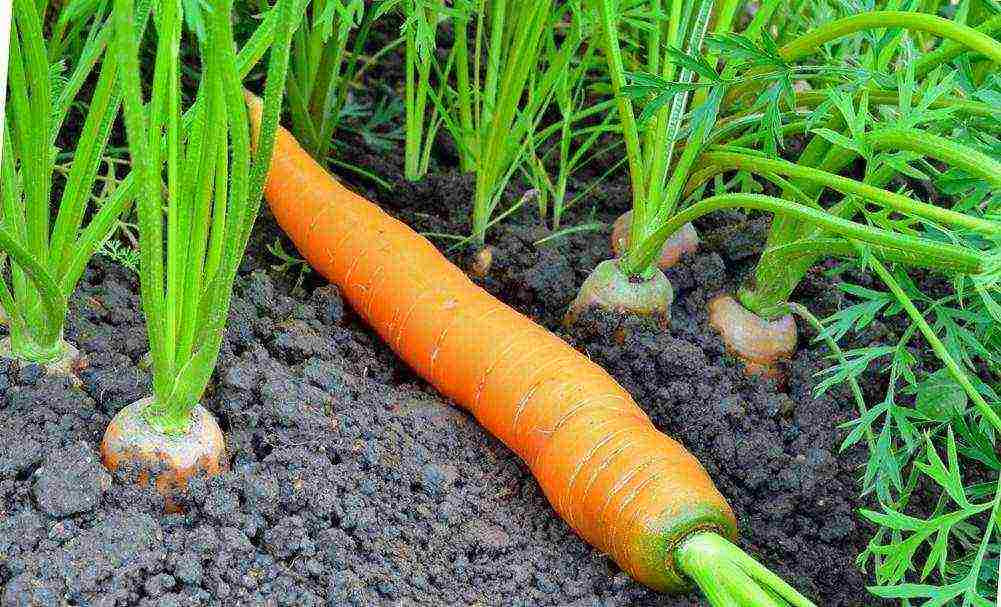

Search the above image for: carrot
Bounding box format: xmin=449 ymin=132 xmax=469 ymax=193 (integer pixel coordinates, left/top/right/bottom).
xmin=708 ymin=295 xmax=798 ymax=381
xmin=246 ymin=95 xmax=814 ymax=605
xmin=611 ymin=212 xmax=700 ymax=271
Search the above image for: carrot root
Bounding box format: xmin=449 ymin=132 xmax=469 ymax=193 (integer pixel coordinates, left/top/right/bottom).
xmin=246 ymin=95 xmax=772 ymax=593
xmin=611 ymin=212 xmax=700 ymax=270
xmin=100 ymin=398 xmax=227 ymax=512
xmin=565 ymin=259 xmax=673 ymax=328
xmin=708 ymin=295 xmax=797 ymax=380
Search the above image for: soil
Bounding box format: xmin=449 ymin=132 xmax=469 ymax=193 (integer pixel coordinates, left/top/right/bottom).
xmin=0 ymin=15 xmax=899 ymax=607
xmin=0 ymin=174 xmax=889 ymax=607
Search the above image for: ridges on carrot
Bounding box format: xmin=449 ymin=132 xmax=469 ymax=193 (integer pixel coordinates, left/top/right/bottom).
xmin=247 ymin=94 xmax=816 ymax=605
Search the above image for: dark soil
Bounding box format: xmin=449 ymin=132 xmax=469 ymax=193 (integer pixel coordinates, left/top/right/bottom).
xmin=0 ymin=15 xmax=896 ymax=607
xmin=0 ymin=174 xmax=888 ymax=607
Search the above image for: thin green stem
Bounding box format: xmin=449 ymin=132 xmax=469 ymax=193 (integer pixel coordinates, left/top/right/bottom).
xmin=0 ymin=0 xmax=11 ymax=170
xmin=779 ymin=12 xmax=1001 ymax=65
xmin=727 ymin=11 xmax=1001 ymax=109
xmin=622 ymin=193 xmax=983 ymax=277
xmin=869 ymin=257 xmax=1001 ymax=435
xmin=452 ymin=18 xmax=474 ymax=172
xmin=0 ymin=228 xmax=66 ymax=352
xmin=595 ymin=0 xmax=647 ymax=223
xmin=698 ymin=150 xmax=1001 ymax=235
xmin=914 ymin=13 xmax=1001 ymax=77
xmin=787 ymin=302 xmax=876 ymax=454
xmin=13 ymin=0 xmax=52 ymax=269
xmin=646 ymin=0 xmax=715 ymax=233
xmin=675 ymin=532 xmax=816 ymax=607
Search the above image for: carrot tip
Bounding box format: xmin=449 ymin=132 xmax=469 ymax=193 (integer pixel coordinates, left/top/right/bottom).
xmin=611 ymin=212 xmax=700 ymax=270
xmin=467 ymin=245 xmax=496 ymax=279
xmin=100 ymin=398 xmax=228 ymax=513
xmin=565 ymin=259 xmax=673 ymax=329
xmin=707 ymin=295 xmax=797 ymax=380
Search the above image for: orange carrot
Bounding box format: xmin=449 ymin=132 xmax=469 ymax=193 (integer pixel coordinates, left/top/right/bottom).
xmin=246 ymin=96 xmax=813 ymax=603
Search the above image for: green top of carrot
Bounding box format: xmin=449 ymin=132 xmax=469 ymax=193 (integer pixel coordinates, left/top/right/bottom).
xmin=676 ymin=532 xmax=816 ymax=607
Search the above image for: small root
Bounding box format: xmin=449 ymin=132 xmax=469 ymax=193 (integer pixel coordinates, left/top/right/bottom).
xmin=707 ymin=295 xmax=797 ymax=381
xmin=611 ymin=212 xmax=699 ymax=270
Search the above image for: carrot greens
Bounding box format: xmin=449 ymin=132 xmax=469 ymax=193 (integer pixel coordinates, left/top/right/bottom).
xmin=523 ymin=35 xmax=622 ymax=231
xmin=283 ymin=0 xmax=398 ymax=163
xmin=401 ymin=0 xmax=587 ymax=246
xmin=114 ymin=0 xmax=298 ymax=434
xmin=0 ymin=0 xmax=136 ymax=367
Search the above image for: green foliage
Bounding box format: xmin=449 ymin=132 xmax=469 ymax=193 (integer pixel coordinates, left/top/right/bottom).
xmin=0 ymin=0 xmax=135 ymax=363
xmin=114 ymin=0 xmax=299 ymax=434
xmin=285 ymin=0 xmax=387 ymax=162
xmin=523 ymin=32 xmax=622 ymax=230
xmin=338 ymin=94 xmax=406 ymax=154
xmin=99 ymin=238 xmax=140 ymax=274
xmin=400 ymin=0 xmax=588 ymax=245
xmin=267 ymin=238 xmax=309 ymax=292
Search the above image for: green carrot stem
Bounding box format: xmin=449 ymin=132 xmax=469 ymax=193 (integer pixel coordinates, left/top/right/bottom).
xmin=594 ymin=0 xmax=647 ymax=225
xmin=794 ymin=89 xmax=999 ymax=119
xmin=779 ymin=11 xmax=1001 ymax=65
xmin=865 ymin=127 xmax=1001 ymax=189
xmin=697 ymin=150 xmax=1001 ymax=235
xmin=914 ymin=13 xmax=1001 ymax=77
xmin=675 ymin=532 xmax=816 ymax=607
xmin=621 ymin=193 xmax=983 ymax=278
xmin=726 ymin=11 xmax=1001 ymax=109
xmin=868 ymin=257 xmax=1001 ymax=434
xmin=0 ymin=228 xmax=66 ymax=352
xmin=646 ymin=0 xmax=715 ymax=231
xmin=737 ymin=230 xmax=985 ymax=318
xmin=452 ymin=8 xmax=475 ymax=172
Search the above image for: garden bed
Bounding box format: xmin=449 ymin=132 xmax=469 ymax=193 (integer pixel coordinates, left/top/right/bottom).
xmin=5 ymin=7 xmax=972 ymax=603
xmin=0 ymin=152 xmax=887 ymax=606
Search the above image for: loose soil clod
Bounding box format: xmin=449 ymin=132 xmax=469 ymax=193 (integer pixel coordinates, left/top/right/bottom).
xmin=611 ymin=211 xmax=700 ymax=270
xmin=100 ymin=397 xmax=228 ymax=512
xmin=707 ymin=294 xmax=798 ymax=380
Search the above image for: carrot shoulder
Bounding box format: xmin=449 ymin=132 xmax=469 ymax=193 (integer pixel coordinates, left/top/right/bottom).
xmin=248 ymin=97 xmax=737 ymax=593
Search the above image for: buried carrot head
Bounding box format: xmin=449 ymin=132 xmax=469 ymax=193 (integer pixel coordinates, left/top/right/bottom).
xmin=584 ymin=0 xmax=999 ymax=383
xmin=246 ymin=95 xmax=815 ymax=605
